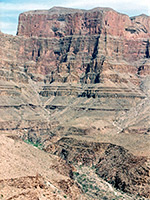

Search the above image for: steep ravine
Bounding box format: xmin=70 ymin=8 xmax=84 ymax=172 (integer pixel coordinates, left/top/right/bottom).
xmin=42 ymin=137 xmax=150 ymax=198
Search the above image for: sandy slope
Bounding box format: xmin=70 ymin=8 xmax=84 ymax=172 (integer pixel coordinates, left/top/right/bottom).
xmin=0 ymin=134 xmax=83 ymax=200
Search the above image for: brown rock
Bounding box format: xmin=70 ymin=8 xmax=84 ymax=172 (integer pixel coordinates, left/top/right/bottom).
xmin=52 ymin=137 xmax=150 ymax=198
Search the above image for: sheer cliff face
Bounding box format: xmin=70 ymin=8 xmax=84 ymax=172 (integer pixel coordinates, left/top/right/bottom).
xmin=17 ymin=7 xmax=150 ymax=39
xmin=14 ymin=7 xmax=150 ymax=84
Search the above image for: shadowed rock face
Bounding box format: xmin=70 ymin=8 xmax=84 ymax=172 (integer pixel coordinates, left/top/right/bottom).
xmin=44 ymin=137 xmax=150 ymax=198
xmin=0 ymin=6 xmax=150 ymax=199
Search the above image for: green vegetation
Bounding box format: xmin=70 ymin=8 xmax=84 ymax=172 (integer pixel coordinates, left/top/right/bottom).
xmin=79 ymin=164 xmax=83 ymax=169
xmin=24 ymin=139 xmax=43 ymax=149
xmin=73 ymin=172 xmax=100 ymax=194
xmin=73 ymin=172 xmax=80 ymax=177
xmin=73 ymin=167 xmax=144 ymax=200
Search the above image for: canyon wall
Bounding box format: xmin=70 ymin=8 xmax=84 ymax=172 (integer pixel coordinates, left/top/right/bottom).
xmin=7 ymin=7 xmax=150 ymax=84
xmin=0 ymin=7 xmax=150 ymax=199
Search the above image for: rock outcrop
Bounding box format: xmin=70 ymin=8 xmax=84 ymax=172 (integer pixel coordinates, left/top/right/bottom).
xmin=46 ymin=137 xmax=150 ymax=198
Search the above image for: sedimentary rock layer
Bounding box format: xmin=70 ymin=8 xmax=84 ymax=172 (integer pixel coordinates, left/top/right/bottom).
xmin=0 ymin=6 xmax=150 ymax=199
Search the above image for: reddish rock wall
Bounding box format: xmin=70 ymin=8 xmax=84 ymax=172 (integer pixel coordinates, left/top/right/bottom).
xmin=17 ymin=7 xmax=150 ymax=39
xmin=1 ymin=7 xmax=150 ymax=84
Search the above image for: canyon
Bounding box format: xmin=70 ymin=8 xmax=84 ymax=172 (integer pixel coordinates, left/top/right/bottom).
xmin=0 ymin=6 xmax=150 ymax=199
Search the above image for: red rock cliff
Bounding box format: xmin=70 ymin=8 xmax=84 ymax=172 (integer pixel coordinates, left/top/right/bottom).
xmin=17 ymin=7 xmax=150 ymax=39
xmin=1 ymin=7 xmax=150 ymax=84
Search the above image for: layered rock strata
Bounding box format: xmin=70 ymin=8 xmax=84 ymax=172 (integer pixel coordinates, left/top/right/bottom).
xmin=0 ymin=6 xmax=150 ymax=199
